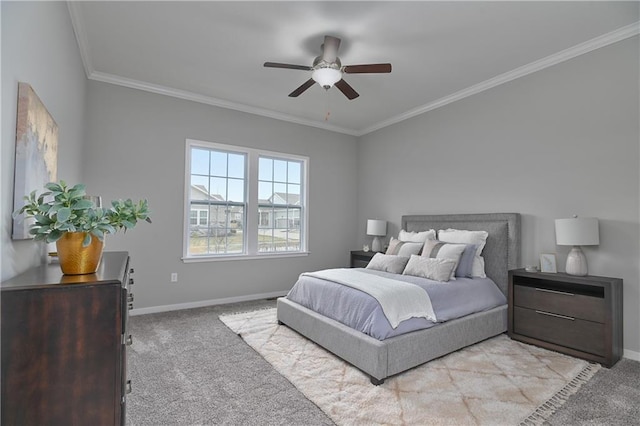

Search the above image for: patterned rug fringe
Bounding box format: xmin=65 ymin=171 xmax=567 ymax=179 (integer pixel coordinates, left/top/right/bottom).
xmin=219 ymin=306 xmax=276 ymax=318
xmin=520 ymin=362 xmax=600 ymax=425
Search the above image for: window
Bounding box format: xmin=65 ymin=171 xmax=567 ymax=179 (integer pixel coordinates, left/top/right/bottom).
xmin=258 ymin=157 xmax=303 ymax=252
xmin=184 ymin=139 xmax=308 ymax=260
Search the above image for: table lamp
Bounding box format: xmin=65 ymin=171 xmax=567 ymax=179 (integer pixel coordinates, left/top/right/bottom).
xmin=555 ymin=216 xmax=599 ymax=276
xmin=367 ymin=219 xmax=387 ymax=252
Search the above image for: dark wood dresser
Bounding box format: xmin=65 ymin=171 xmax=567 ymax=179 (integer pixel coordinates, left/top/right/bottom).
xmin=508 ymin=269 xmax=623 ymax=367
xmin=1 ymin=251 xmax=134 ymax=426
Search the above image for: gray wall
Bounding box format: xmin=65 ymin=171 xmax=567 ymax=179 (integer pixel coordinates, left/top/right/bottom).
xmin=3 ymin=1 xmax=637 ymax=357
xmin=1 ymin=2 xmax=87 ymax=280
xmin=83 ymin=81 xmax=358 ymax=310
xmin=356 ymin=37 xmax=640 ymax=354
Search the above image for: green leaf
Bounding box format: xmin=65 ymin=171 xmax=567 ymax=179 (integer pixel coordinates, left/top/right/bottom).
xmin=48 ymin=229 xmax=62 ymax=242
xmin=57 ymin=207 xmax=71 ymax=223
xmin=82 ymin=233 xmax=92 ymax=247
xmin=73 ymin=199 xmax=94 ymax=210
xmin=45 ymin=182 xmax=62 ymax=192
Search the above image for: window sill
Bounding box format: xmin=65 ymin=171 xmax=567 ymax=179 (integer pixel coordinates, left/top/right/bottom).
xmin=182 ymin=252 xmax=310 ymax=263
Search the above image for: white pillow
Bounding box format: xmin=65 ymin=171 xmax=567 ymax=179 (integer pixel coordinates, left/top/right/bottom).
xmin=438 ymin=229 xmax=489 ymax=278
xmin=402 ymin=255 xmax=457 ymax=282
xmin=386 ymin=237 xmax=424 ymax=257
xmin=420 ymin=240 xmax=467 ymax=280
xmin=366 ymin=253 xmax=410 ymax=274
xmin=398 ymin=229 xmax=436 ymax=243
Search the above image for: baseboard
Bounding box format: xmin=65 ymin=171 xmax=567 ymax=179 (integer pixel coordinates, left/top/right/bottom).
xmin=129 ymin=291 xmax=288 ymax=316
xmin=623 ymin=349 xmax=640 ymax=362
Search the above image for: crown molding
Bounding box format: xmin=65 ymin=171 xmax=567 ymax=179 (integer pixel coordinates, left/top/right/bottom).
xmin=67 ymin=2 xmax=94 ymax=78
xmin=357 ymin=21 xmax=640 ymax=136
xmin=88 ymin=71 xmax=359 ymax=136
xmin=68 ymin=1 xmax=354 ymax=136
xmin=67 ymin=3 xmax=638 ymax=138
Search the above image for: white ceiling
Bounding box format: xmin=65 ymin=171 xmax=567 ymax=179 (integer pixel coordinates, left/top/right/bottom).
xmin=68 ymin=1 xmax=639 ymax=136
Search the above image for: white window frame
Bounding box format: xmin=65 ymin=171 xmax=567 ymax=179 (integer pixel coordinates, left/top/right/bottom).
xmin=183 ymin=139 xmax=309 ymax=262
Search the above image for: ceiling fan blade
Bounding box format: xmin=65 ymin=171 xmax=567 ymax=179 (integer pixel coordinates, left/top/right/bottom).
xmin=288 ymin=79 xmax=316 ymax=97
xmin=343 ymin=63 xmax=392 ymax=74
xmin=334 ymin=79 xmax=359 ymax=100
xmin=264 ymin=62 xmax=313 ymax=71
xmin=321 ymin=35 xmax=341 ymax=63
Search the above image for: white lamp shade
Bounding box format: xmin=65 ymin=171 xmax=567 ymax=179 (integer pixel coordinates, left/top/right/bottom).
xmin=366 ymin=219 xmax=387 ymax=237
xmin=312 ymin=68 xmax=342 ymax=88
xmin=555 ymin=217 xmax=599 ymax=246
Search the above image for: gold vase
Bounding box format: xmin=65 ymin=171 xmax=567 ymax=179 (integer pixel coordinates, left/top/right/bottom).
xmin=56 ymin=232 xmax=104 ymax=275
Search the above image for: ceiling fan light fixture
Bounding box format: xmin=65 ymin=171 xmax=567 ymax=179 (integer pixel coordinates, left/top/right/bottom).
xmin=312 ymin=67 xmax=342 ymax=89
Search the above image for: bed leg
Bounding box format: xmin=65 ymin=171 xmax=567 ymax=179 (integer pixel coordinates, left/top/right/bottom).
xmin=370 ymin=376 xmax=385 ymax=386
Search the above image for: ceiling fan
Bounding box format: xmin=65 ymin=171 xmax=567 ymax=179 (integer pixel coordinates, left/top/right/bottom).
xmin=264 ymin=35 xmax=392 ymax=100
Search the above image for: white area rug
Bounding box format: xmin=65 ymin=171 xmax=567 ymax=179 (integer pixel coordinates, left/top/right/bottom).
xmin=219 ymin=308 xmax=600 ymax=426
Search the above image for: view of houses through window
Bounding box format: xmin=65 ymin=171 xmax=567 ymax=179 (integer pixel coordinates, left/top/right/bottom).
xmin=185 ymin=140 xmax=307 ymax=258
xmin=258 ymin=156 xmax=302 ymax=252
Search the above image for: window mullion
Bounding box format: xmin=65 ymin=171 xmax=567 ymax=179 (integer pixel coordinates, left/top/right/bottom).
xmin=246 ymin=151 xmax=259 ymax=255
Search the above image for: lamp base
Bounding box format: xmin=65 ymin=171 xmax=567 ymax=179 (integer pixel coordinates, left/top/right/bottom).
xmin=565 ymin=246 xmax=588 ymax=276
xmin=372 ymin=236 xmax=383 ymax=253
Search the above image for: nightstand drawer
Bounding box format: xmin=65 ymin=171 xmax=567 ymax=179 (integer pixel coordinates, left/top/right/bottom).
xmin=352 ymin=259 xmax=370 ymax=268
xmin=513 ymin=306 xmax=605 ymax=356
xmin=513 ymin=284 xmax=605 ymax=323
xmin=350 ymin=251 xmax=376 ymax=268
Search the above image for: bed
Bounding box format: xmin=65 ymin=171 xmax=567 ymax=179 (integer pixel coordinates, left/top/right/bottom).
xmin=277 ymin=213 xmax=521 ymax=385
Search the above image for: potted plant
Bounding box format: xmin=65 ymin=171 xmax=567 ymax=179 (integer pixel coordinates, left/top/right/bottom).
xmin=13 ymin=180 xmax=151 ymax=274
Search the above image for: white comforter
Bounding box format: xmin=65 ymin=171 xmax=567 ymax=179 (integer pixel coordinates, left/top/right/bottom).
xmin=301 ymin=268 xmax=436 ymax=328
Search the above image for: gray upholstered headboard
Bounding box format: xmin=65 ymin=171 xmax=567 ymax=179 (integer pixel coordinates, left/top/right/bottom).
xmin=401 ymin=213 xmax=521 ymax=295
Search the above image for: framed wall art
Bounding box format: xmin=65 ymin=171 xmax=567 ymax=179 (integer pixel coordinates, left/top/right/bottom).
xmin=12 ymin=82 xmax=58 ymax=240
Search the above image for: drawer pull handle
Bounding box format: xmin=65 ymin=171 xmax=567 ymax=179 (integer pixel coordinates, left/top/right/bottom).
xmin=535 ymin=310 xmax=575 ymax=321
xmin=535 ymin=288 xmax=574 ymax=296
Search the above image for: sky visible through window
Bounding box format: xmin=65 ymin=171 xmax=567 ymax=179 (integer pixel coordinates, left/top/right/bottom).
xmin=258 ymin=157 xmax=301 ymax=203
xmin=191 ymin=148 xmax=245 ymax=201
xmin=190 ymin=148 xmax=301 ymax=202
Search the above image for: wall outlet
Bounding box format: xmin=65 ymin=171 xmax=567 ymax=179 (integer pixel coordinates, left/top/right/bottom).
xmin=170 ymin=273 xmax=178 ymax=283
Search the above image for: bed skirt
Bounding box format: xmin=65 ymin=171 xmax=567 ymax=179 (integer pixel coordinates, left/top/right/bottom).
xmin=276 ymin=297 xmax=508 ymax=384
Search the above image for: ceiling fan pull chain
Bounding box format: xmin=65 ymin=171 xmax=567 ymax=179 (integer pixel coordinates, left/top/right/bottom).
xmin=324 ymin=90 xmax=331 ymax=121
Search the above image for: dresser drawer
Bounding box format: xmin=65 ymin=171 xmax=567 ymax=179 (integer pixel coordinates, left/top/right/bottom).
xmin=513 ymin=306 xmax=605 ymax=356
xmin=513 ymin=284 xmax=605 ymax=323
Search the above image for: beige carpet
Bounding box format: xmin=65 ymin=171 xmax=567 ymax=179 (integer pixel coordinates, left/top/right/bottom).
xmin=219 ymin=308 xmax=600 ymax=426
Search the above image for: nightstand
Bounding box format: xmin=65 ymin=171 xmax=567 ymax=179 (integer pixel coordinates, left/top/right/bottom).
xmin=508 ymin=269 xmax=623 ymax=367
xmin=350 ymin=250 xmax=376 ymax=268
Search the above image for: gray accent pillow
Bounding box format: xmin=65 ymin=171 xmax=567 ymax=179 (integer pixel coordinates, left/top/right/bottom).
xmin=421 ymin=240 xmax=466 ymax=280
xmin=456 ymin=244 xmax=478 ymax=278
xmin=386 ymin=238 xmax=424 ymax=257
xmin=366 ymin=253 xmax=410 ymax=274
xmin=402 ymin=255 xmax=457 ymax=282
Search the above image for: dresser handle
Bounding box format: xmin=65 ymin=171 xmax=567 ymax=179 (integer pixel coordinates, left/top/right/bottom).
xmin=128 ymin=293 xmax=135 ymax=303
xmin=129 ymin=278 xmax=135 ymax=285
xmin=126 ymin=380 xmax=132 ymax=394
xmin=128 ymin=302 xmax=134 ymax=310
xmin=535 ymin=288 xmax=574 ymax=296
xmin=535 ymin=310 xmax=575 ymax=321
